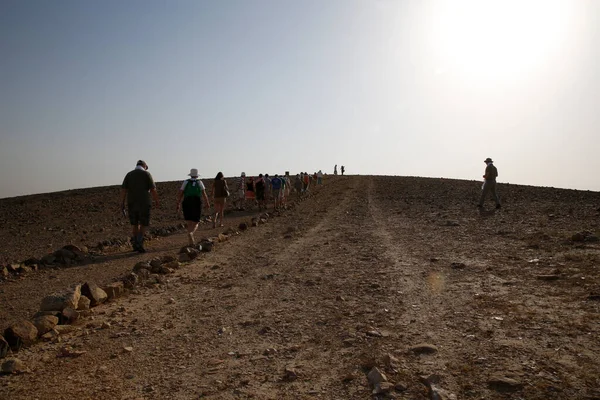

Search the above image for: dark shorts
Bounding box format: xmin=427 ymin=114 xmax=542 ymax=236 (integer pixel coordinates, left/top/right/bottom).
xmin=182 ymin=196 xmax=202 ymax=222
xmin=128 ymin=204 xmax=151 ymax=226
xmin=256 ymin=188 xmax=265 ymax=201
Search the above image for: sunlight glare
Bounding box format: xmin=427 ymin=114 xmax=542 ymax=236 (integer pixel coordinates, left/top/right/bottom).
xmin=431 ymin=0 xmax=575 ymax=83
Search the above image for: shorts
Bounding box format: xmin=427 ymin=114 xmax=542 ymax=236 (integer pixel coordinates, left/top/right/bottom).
xmin=182 ymin=196 xmax=202 ymax=222
xmin=256 ymin=188 xmax=265 ymax=201
xmin=272 ymin=188 xmax=281 ymax=198
xmin=128 ymin=204 xmax=150 ymax=226
xmin=214 ymin=197 xmax=226 ymax=207
xmin=238 ymin=189 xmax=245 ymax=200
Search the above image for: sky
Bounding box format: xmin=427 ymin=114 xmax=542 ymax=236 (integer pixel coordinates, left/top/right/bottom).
xmin=1 ymin=0 xmax=599 ymax=198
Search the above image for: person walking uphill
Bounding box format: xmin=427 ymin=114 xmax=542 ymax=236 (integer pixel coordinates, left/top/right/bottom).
xmin=478 ymin=157 xmax=501 ymax=209
xmin=211 ymin=172 xmax=229 ymax=228
xmin=177 ymin=169 xmax=210 ymax=246
xmin=120 ymin=160 xmax=160 ymax=253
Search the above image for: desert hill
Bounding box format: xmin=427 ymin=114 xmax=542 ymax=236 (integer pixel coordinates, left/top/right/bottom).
xmin=1 ymin=175 xmax=599 ymax=399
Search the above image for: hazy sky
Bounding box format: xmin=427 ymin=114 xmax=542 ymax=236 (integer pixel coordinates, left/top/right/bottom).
xmin=1 ymin=0 xmax=599 ymax=198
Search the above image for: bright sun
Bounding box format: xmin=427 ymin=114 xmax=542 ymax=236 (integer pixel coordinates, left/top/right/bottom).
xmin=430 ymin=0 xmax=576 ymax=83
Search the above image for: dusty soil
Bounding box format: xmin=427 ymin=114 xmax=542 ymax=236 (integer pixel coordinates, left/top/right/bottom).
xmin=1 ymin=175 xmax=599 ymax=399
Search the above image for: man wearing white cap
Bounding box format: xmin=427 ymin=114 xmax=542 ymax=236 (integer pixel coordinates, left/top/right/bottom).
xmin=177 ymin=168 xmax=210 ymax=246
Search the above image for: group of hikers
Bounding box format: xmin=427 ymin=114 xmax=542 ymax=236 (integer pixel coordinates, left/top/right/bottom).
xmin=120 ymin=158 xmax=500 ymax=252
xmin=120 ymin=161 xmax=327 ymax=251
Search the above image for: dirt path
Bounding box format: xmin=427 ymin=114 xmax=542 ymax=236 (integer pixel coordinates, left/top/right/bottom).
xmin=1 ymin=176 xmax=599 ymax=399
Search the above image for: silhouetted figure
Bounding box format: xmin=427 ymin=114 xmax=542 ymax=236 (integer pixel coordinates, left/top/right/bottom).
xmin=341 ymin=166 xmax=345 ymax=175
xmin=334 ymin=164 xmax=338 ymax=175
xmin=478 ymin=158 xmax=501 ymax=209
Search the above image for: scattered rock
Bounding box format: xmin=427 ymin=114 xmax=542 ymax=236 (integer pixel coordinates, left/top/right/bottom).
xmin=81 ymin=282 xmax=108 ymax=307
xmin=123 ymin=346 xmax=134 ymax=353
xmin=420 ymin=374 xmax=456 ymax=400
xmin=488 ymin=374 xmax=523 ymax=392
xmin=178 ymin=252 xmax=191 ymax=262
xmin=0 ymin=335 xmax=9 ymax=359
xmin=54 ymin=325 xmax=77 ymax=335
xmin=163 ymin=261 xmax=180 ymax=270
xmin=104 ymin=282 xmax=124 ymax=300
xmin=123 ymin=272 xmax=139 ymax=289
xmin=133 ymin=261 xmax=152 ymax=272
xmin=383 ymin=353 xmax=399 ymax=368
xmin=40 ymin=329 xmax=59 ymax=342
xmin=40 ymin=285 xmax=81 ymax=312
xmin=4 ymin=320 xmax=38 ymax=351
xmin=161 ymin=255 xmax=176 ymax=263
xmin=199 ymin=241 xmax=213 ymax=252
xmin=58 ymin=346 xmax=86 ymax=358
xmin=77 ymin=295 xmax=91 ymax=311
xmin=450 ymin=262 xmax=466 ymax=270
xmin=367 ymin=367 xmax=388 ymax=386
xmin=61 ymin=307 xmax=79 ymax=323
xmin=373 ymin=382 xmax=394 ymax=395
xmin=409 ymin=343 xmax=438 ymax=354
xmin=1 ymin=358 xmax=27 ymax=374
xmin=239 ymin=222 xmax=248 ymax=231
xmin=283 ymin=367 xmax=299 ymax=381
xmin=32 ymin=315 xmax=59 ymax=336
xmin=1 ymin=266 xmax=8 ymax=278
xmin=218 ymin=233 xmax=228 ymax=242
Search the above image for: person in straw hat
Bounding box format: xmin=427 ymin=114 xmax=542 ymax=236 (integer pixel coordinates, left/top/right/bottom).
xmin=176 ymin=168 xmax=210 ymax=246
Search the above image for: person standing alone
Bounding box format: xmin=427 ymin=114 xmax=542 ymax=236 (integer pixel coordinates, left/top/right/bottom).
xmin=478 ymin=158 xmax=501 ymax=209
xmin=120 ymin=160 xmax=160 ymax=253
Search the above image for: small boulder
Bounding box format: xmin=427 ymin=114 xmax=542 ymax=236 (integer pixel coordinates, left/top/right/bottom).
xmin=123 ymin=272 xmax=139 ymax=289
xmin=0 ymin=266 xmax=8 ymax=278
xmin=238 ymin=222 xmax=248 ymax=231
xmin=40 ymin=254 xmax=56 ymax=265
xmin=40 ymin=285 xmax=81 ymax=312
xmin=218 ymin=233 xmax=228 ymax=242
xmin=409 ymin=343 xmax=438 ymax=354
xmin=178 ymin=252 xmax=191 ymax=262
xmin=163 ymin=260 xmax=180 ymax=270
xmin=1 ymin=358 xmax=27 ymax=374
xmin=77 ymin=295 xmax=91 ymax=311
xmin=4 ymin=320 xmax=38 ymax=351
xmin=133 ymin=261 xmax=151 ymax=272
xmin=104 ymin=282 xmax=124 ymax=300
xmin=161 ymin=255 xmax=176 ymax=263
xmin=61 ymin=307 xmax=79 ymax=324
xmin=81 ymin=282 xmax=108 ymax=306
xmin=32 ymin=315 xmax=59 ymax=336
xmin=199 ymin=241 xmax=213 ymax=252
xmin=367 ymin=367 xmax=388 ymax=387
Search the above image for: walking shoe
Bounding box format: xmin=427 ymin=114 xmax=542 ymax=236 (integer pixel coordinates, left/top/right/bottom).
xmin=496 ymin=204 xmax=501 ymax=209
xmin=130 ymin=237 xmax=139 ymax=251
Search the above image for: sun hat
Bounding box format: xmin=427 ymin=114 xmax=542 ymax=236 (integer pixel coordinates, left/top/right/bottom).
xmin=484 ymin=158 xmax=493 ymax=163
xmin=188 ymin=168 xmax=199 ymax=177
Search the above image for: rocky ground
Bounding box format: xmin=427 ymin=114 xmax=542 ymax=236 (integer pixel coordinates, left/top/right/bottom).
xmin=0 ymin=175 xmax=599 ymax=399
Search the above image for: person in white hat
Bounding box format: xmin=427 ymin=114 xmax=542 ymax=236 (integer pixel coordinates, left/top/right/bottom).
xmin=176 ymin=168 xmax=210 ymax=246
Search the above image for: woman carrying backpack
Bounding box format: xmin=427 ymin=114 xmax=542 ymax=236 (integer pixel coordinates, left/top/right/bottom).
xmin=176 ymin=169 xmax=210 ymax=246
